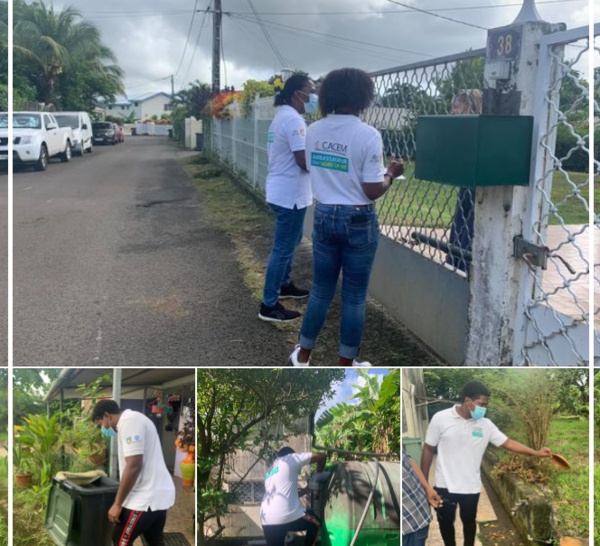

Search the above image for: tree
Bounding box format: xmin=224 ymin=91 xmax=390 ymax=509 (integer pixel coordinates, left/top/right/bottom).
xmin=435 ymin=54 xmax=484 ymax=108
xmin=13 ymin=369 xmax=62 ymax=426
xmin=174 ymin=80 xmax=212 ymax=119
xmin=197 ymin=368 xmax=344 ymax=544
xmin=13 ymin=0 xmax=124 ymax=109
xmin=316 ymin=370 xmax=400 ymax=457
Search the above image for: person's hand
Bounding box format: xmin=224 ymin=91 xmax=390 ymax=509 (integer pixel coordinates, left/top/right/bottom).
xmin=108 ymin=503 xmax=122 ymax=524
xmin=386 ymin=158 xmax=404 ymax=179
xmin=538 ymin=447 xmax=552 ymax=458
xmin=427 ymin=488 xmax=443 ymax=509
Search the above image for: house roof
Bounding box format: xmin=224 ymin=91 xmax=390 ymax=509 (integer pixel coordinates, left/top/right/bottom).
xmin=129 ymin=92 xmax=172 ymax=103
xmin=44 ymin=367 xmax=195 ymax=401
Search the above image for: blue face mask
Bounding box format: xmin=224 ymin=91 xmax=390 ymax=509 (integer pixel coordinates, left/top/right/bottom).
xmin=299 ymin=91 xmax=318 ymax=114
xmin=101 ymin=426 xmax=116 ymax=438
xmin=469 ymin=401 xmax=486 ymax=420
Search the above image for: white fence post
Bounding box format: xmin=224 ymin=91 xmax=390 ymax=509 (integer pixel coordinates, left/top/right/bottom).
xmin=253 ymin=95 xmax=260 ymax=190
xmin=465 ymin=11 xmax=563 ymax=365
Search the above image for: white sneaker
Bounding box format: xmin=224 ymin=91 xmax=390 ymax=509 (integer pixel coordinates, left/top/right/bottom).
xmin=289 ymin=345 xmax=310 ymax=367
xmin=352 ymin=360 xmax=372 ymax=367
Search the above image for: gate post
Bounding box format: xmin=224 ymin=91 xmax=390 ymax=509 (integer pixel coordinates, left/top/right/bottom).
xmin=465 ymin=1 xmax=563 ymax=365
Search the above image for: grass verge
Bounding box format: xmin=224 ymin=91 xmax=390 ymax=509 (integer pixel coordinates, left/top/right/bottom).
xmin=181 ymin=152 xmax=445 ymax=366
xmin=494 ymin=415 xmax=588 ymax=540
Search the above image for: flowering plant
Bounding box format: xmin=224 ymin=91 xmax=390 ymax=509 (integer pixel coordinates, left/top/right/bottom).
xmin=210 ymin=91 xmax=242 ymax=120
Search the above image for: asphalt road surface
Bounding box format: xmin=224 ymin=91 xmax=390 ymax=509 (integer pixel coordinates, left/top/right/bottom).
xmin=0 ymin=173 xmax=6 ymax=364
xmin=14 ymin=136 xmax=290 ymax=366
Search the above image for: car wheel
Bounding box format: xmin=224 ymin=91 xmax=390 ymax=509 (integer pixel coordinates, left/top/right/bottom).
xmin=61 ymin=142 xmax=72 ymax=162
xmin=34 ymin=144 xmax=48 ymax=171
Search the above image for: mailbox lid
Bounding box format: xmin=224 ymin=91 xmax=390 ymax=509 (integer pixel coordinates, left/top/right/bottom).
xmin=415 ymin=115 xmax=533 ymax=187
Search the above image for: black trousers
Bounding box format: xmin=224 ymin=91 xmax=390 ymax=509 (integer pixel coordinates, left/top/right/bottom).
xmin=262 ymin=512 xmax=321 ymax=546
xmin=112 ymin=507 xmax=167 ymax=546
xmin=434 ymin=487 xmax=480 ymax=546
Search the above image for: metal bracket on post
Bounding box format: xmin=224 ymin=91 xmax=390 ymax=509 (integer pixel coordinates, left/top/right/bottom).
xmin=513 ymin=235 xmax=548 ymax=270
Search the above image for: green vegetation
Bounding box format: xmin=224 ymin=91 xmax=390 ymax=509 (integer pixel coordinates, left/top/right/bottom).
xmin=12 ymin=0 xmax=124 ymax=111
xmin=197 ymin=368 xmax=345 ymax=545
xmin=378 ymin=164 xmax=590 ymax=228
xmin=497 ymin=416 xmax=589 ymax=539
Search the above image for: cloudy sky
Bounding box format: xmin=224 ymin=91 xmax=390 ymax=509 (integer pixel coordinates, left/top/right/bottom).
xmin=53 ymin=0 xmax=591 ymax=98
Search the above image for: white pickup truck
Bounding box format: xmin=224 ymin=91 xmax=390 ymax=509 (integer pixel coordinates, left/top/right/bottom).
xmin=0 ymin=111 xmax=74 ymax=171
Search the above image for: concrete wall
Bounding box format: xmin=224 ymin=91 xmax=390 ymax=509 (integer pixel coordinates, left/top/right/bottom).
xmin=482 ymin=451 xmax=553 ymax=545
xmin=304 ymin=206 xmax=469 ymax=365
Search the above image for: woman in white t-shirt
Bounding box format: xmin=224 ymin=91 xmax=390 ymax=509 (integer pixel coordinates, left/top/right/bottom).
xmin=258 ymin=74 xmax=318 ymax=323
xmin=290 ymin=68 xmax=404 ymax=367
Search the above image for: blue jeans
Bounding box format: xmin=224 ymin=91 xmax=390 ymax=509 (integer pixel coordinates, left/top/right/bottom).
xmin=263 ymin=203 xmax=307 ymax=307
xmin=299 ymin=203 xmax=379 ymax=360
xmin=402 ymin=525 xmax=429 ymax=546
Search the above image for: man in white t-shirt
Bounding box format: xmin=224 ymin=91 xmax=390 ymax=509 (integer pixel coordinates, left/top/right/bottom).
xmin=260 ymin=447 xmax=326 ymax=546
xmin=92 ymin=399 xmax=176 ymax=546
xmin=420 ymin=381 xmax=552 ymax=546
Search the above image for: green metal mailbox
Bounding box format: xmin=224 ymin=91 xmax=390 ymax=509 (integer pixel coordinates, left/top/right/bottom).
xmin=415 ymin=115 xmax=533 ymax=187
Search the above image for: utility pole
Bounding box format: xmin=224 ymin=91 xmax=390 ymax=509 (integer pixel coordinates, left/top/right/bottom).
xmin=170 ymin=74 xmax=175 ymax=108
xmin=212 ymin=0 xmax=222 ymax=96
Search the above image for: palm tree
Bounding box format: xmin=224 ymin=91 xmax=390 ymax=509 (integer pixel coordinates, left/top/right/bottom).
xmin=13 ymin=0 xmax=124 ymax=109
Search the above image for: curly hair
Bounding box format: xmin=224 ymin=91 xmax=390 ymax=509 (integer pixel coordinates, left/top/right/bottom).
xmin=91 ymin=399 xmax=121 ymax=422
xmin=274 ymin=74 xmax=310 ymax=107
xmin=318 ymin=68 xmax=374 ymax=116
xmin=460 ymin=381 xmax=490 ymax=402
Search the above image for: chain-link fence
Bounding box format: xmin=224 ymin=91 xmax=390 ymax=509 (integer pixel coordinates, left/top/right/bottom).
xmin=205 ymin=27 xmax=592 ymax=365
xmin=514 ymin=27 xmax=592 ymax=366
xmin=367 ymin=50 xmax=485 ymax=276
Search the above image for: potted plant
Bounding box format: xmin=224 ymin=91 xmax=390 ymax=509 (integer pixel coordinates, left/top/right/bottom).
xmin=13 ymin=439 xmax=32 ymax=487
xmin=176 ymin=412 xmax=195 ymax=487
xmin=61 ymin=415 xmax=108 ymax=467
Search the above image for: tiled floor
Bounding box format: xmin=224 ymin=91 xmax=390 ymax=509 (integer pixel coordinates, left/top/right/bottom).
xmin=133 ymin=475 xmax=195 ymax=545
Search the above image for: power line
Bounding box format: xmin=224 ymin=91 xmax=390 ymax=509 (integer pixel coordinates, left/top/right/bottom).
xmin=214 ymin=0 xmax=583 ymax=17
xmin=229 ymin=13 xmax=434 ymax=60
xmin=384 ymin=0 xmax=488 ymax=30
xmin=173 ymin=0 xmax=201 ymax=78
xmin=179 ymin=4 xmax=212 ymax=89
xmin=246 ymin=0 xmax=287 ymax=68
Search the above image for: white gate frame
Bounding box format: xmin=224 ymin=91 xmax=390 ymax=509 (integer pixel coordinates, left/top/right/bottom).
xmin=512 ymin=23 xmax=596 ymax=366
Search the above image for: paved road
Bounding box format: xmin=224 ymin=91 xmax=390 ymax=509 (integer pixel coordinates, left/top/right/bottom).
xmin=0 ymin=174 xmax=6 ymax=364
xmin=14 ymin=136 xmax=290 ymax=366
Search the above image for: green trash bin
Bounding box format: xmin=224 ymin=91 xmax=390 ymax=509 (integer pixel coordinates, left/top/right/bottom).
xmin=46 ymin=475 xmax=120 ymax=546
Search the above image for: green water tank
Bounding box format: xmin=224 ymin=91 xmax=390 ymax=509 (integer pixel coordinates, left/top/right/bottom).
xmin=415 ymin=115 xmax=533 ymax=187
xmin=320 ymin=461 xmax=400 ymax=546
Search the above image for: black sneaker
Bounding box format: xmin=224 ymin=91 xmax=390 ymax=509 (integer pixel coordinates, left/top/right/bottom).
xmin=258 ymin=302 xmax=301 ymax=322
xmin=279 ymin=282 xmax=309 ymax=300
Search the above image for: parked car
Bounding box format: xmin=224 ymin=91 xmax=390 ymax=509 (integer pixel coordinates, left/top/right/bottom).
xmin=54 ymin=111 xmax=93 ymax=156
xmin=0 ymin=112 xmax=74 ymax=171
xmin=113 ymin=123 xmax=124 ymax=143
xmin=92 ymin=121 xmax=117 ymax=145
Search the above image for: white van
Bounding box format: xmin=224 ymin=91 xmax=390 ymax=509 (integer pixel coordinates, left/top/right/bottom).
xmin=54 ymin=111 xmax=93 ymax=156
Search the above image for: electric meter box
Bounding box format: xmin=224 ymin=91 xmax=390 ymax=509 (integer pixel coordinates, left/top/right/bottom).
xmin=415 ymin=114 xmax=533 ymax=187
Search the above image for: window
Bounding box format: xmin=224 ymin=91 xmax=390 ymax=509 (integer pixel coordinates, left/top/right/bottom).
xmin=228 ymin=481 xmax=265 ymax=504
xmin=164 ymin=103 xmax=172 ymax=111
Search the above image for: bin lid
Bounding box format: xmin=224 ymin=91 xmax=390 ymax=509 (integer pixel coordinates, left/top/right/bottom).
xmin=60 ymin=475 xmax=120 ymax=495
xmin=46 ymin=483 xmax=74 ymax=546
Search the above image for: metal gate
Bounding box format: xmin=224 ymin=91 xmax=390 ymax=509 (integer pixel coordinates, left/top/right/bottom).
xmin=513 ymin=24 xmax=594 ymax=366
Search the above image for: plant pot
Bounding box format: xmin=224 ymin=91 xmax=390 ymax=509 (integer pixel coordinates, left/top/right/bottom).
xmin=15 ymin=472 xmax=32 ymax=487
xmin=180 ymin=445 xmax=195 ymax=487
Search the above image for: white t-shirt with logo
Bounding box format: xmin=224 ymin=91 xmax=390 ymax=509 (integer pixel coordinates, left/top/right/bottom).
xmin=265 ymin=105 xmax=312 ymax=210
xmin=260 ymin=452 xmax=312 ymax=525
xmin=305 ymin=114 xmax=386 ymax=205
xmin=117 ymin=409 xmax=176 ymax=511
xmin=425 ymin=405 xmax=508 ymax=494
